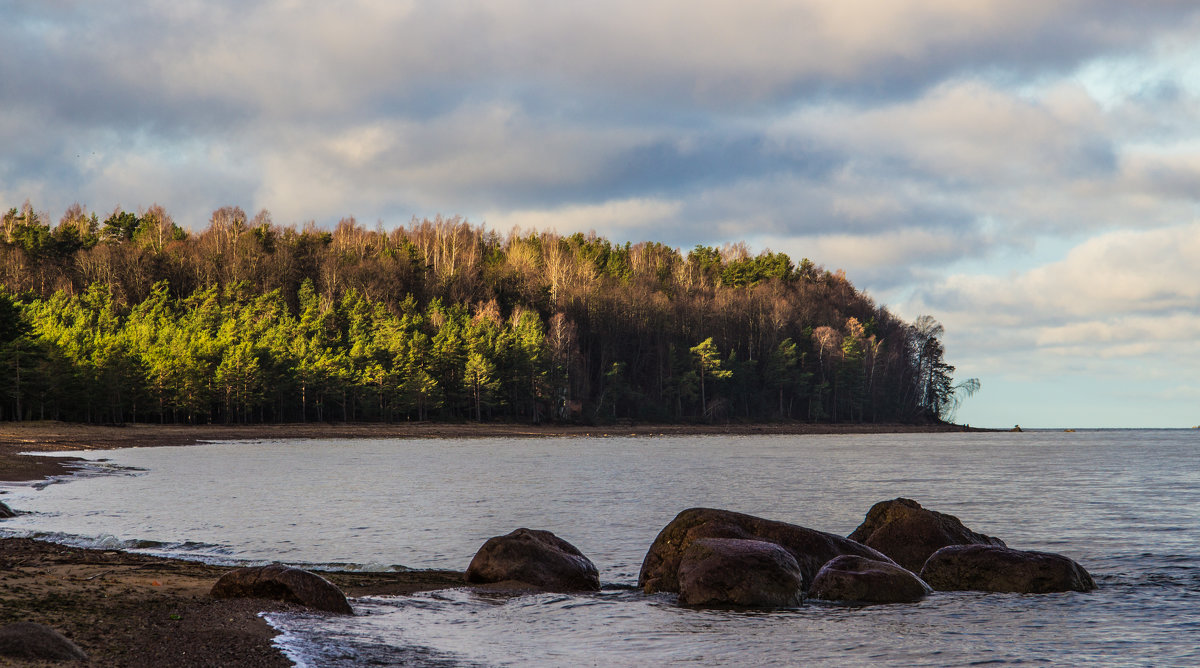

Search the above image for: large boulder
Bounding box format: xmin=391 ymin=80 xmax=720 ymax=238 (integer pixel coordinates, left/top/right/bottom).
xmin=919 ymin=544 xmax=1096 ymax=593
xmin=466 ymin=528 xmax=600 ymax=592
xmin=676 ymin=538 xmax=804 ymax=608
xmin=848 ymin=498 xmax=1005 ymax=573
xmin=639 ymin=508 xmax=893 ymax=594
xmin=211 ymin=564 xmax=354 ymax=614
xmin=809 ymin=555 xmax=931 ymax=604
xmin=0 ymin=622 xmax=88 ymax=662
xmin=0 ymin=501 xmax=16 ymax=518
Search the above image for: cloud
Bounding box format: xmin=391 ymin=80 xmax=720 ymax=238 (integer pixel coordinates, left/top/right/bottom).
xmin=782 ymin=80 xmax=1113 ymax=184
xmin=910 ymin=222 xmax=1200 ymax=377
xmin=482 ymin=197 xmax=684 ymax=238
xmin=926 ymin=222 xmax=1200 ymax=319
xmin=5 ymin=1 xmax=1200 ymax=234
xmin=8 ymin=1 xmax=1200 ymax=126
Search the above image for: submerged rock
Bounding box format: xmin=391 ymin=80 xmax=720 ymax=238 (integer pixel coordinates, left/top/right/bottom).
xmin=639 ymin=507 xmax=892 ymax=595
xmin=0 ymin=622 xmax=88 ymax=662
xmin=676 ymin=538 xmax=804 ymax=608
xmin=847 ymin=498 xmax=1005 ymax=572
xmin=809 ymin=555 xmax=931 ymax=604
xmin=211 ymin=564 xmax=354 ymax=614
xmin=0 ymin=501 xmax=15 ymax=518
xmin=466 ymin=528 xmax=600 ymax=592
xmin=920 ymin=544 xmax=1096 ymax=593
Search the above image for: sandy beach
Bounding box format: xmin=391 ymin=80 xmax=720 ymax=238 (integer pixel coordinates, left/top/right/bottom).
xmin=0 ymin=420 xmax=979 ymax=665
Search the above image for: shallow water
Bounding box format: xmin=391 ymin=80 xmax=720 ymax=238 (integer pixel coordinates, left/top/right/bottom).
xmin=2 ymin=430 xmax=1198 ymax=666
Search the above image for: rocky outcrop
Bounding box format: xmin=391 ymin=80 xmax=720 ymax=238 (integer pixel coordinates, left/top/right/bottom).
xmin=466 ymin=528 xmax=600 ymax=592
xmin=0 ymin=501 xmax=16 ymax=518
xmin=0 ymin=622 xmax=88 ymax=662
xmin=676 ymin=538 xmax=804 ymax=608
xmin=211 ymin=564 xmax=354 ymax=614
xmin=919 ymin=544 xmax=1096 ymax=593
xmin=639 ymin=508 xmax=892 ymax=594
xmin=809 ymin=555 xmax=931 ymax=604
xmin=847 ymin=498 xmax=1005 ymax=572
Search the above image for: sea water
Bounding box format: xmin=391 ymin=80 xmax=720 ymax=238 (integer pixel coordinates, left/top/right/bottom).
xmin=2 ymin=431 xmax=1198 ymax=666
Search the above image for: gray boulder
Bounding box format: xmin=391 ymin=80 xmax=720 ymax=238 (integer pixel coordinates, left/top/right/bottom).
xmin=809 ymin=555 xmax=932 ymax=603
xmin=0 ymin=622 xmax=88 ymax=662
xmin=848 ymin=498 xmax=1005 ymax=572
xmin=677 ymin=538 xmax=804 ymax=608
xmin=920 ymin=544 xmax=1096 ymax=593
xmin=466 ymin=528 xmax=600 ymax=592
xmin=639 ymin=507 xmax=893 ymax=594
xmin=211 ymin=564 xmax=354 ymax=614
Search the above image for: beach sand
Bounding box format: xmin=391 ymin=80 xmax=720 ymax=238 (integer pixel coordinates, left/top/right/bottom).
xmin=0 ymin=537 xmax=462 ymax=667
xmin=0 ymin=420 xmax=979 ymax=665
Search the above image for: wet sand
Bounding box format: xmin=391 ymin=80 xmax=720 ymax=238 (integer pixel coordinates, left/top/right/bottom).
xmin=0 ymin=420 xmax=981 ymax=665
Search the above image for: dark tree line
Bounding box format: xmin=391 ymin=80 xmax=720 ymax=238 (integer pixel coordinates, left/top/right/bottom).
xmin=0 ymin=201 xmax=970 ymax=424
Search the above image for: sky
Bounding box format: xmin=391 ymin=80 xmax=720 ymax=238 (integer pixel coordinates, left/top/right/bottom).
xmin=2 ymin=1 xmax=1198 ymax=428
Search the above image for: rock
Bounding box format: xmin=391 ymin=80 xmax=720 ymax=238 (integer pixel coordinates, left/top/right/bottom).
xmin=211 ymin=564 xmax=354 ymax=614
xmin=466 ymin=528 xmax=600 ymax=592
xmin=920 ymin=544 xmax=1096 ymax=593
xmin=847 ymin=498 xmax=1005 ymax=572
xmin=809 ymin=555 xmax=931 ymax=603
xmin=0 ymin=622 xmax=88 ymax=662
xmin=0 ymin=501 xmax=15 ymax=518
xmin=676 ymin=538 xmax=804 ymax=608
xmin=639 ymin=507 xmax=892 ymax=594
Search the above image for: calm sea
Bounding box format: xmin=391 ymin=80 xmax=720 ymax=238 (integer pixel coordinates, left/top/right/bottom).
xmin=2 ymin=430 xmax=1198 ymax=666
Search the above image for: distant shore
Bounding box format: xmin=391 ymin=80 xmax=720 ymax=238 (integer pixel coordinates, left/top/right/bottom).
xmin=0 ymin=420 xmax=986 ymax=483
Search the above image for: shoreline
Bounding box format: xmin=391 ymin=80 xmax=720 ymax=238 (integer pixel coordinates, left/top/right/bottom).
xmin=0 ymin=420 xmax=985 ymax=483
xmin=0 ymin=420 xmax=980 ymax=666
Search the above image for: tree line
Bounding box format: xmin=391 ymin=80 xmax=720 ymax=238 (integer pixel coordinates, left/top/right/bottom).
xmin=0 ymin=201 xmax=971 ymax=424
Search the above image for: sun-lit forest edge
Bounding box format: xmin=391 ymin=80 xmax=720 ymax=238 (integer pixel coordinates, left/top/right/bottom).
xmin=0 ymin=201 xmax=975 ymax=425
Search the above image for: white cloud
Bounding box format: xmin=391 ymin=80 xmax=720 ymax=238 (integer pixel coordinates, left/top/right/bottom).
xmin=749 ymin=228 xmax=983 ymax=284
xmin=929 ymin=221 xmax=1200 ymax=320
xmin=909 ymin=221 xmax=1200 ymax=386
xmin=482 ymin=198 xmax=683 ymax=238
xmin=779 ymin=80 xmax=1109 ymax=184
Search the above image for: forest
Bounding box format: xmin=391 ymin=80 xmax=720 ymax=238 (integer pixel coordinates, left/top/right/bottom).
xmin=0 ymin=201 xmax=972 ymax=425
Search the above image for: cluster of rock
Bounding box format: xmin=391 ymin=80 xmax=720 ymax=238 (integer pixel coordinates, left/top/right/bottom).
xmin=461 ymin=498 xmax=1095 ymax=609
xmin=641 ymin=500 xmax=1093 ymax=607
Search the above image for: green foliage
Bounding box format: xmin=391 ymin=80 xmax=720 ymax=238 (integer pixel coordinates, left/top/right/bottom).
xmin=102 ymin=210 xmax=140 ymax=243
xmin=690 ymin=337 xmax=733 ymax=420
xmin=720 ymin=251 xmax=794 ymax=287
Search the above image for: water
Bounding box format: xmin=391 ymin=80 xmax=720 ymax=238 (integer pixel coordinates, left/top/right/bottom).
xmin=2 ymin=430 xmax=1198 ymax=666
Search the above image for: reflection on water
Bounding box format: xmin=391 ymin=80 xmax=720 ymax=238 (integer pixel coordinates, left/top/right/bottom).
xmin=3 ymin=430 xmax=1198 ymax=666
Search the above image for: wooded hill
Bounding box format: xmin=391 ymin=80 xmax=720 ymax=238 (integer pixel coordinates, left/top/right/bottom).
xmin=0 ymin=202 xmax=968 ymax=425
